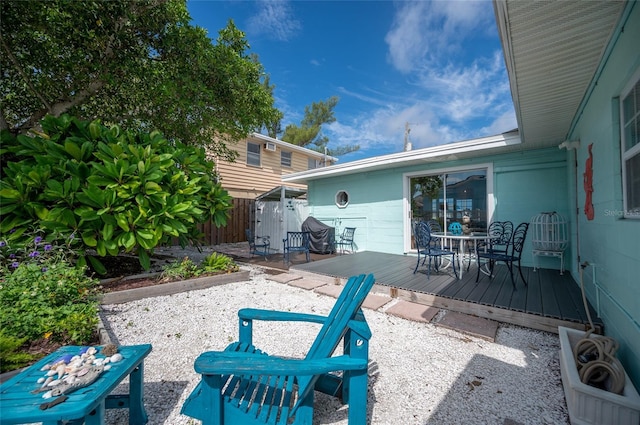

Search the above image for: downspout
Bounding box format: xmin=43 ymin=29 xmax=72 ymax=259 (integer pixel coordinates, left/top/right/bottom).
xmin=573 ymin=148 xmax=581 ymax=272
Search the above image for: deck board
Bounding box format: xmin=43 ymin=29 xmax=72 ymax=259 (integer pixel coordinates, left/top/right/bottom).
xmin=292 ymin=251 xmax=603 ymax=333
xmin=478 ymin=268 xmax=508 ymax=306
xmin=552 ymin=272 xmax=587 ymax=322
xmin=525 ymin=268 xmax=543 ymax=315
xmin=538 ymin=268 xmax=563 ymax=319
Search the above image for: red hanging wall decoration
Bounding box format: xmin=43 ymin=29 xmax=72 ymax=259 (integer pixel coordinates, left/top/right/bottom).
xmin=583 ymin=143 xmax=594 ymax=220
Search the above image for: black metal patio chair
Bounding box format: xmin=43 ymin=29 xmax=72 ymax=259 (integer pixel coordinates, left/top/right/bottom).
xmin=335 ymin=227 xmax=356 ymax=254
xmin=413 ymin=221 xmax=458 ymax=279
xmin=283 ymin=231 xmax=311 ymax=265
xmin=245 ymin=228 xmax=270 ymax=260
xmin=476 ymin=221 xmax=514 ymax=272
xmin=425 ymin=220 xmax=463 ymax=269
xmin=476 ymin=222 xmax=529 ymax=288
xmin=480 ymin=220 xmax=514 ymax=255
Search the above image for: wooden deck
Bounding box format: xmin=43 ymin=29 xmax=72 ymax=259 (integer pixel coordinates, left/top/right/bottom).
xmin=291 ymin=251 xmax=603 ymax=334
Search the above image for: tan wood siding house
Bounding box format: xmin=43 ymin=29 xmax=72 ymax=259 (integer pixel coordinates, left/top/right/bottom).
xmin=214 ymin=133 xmax=336 ymax=199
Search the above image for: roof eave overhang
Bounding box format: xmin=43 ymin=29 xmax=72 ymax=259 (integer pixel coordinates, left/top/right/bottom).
xmin=250 ymin=132 xmax=339 ymax=162
xmin=493 ymin=0 xmax=524 ymax=140
xmin=283 ymin=131 xmax=521 ymax=184
xmin=256 ymin=185 xmax=307 ymax=201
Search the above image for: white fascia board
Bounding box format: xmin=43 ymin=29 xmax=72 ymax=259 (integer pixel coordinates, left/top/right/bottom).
xmin=282 ymin=131 xmax=521 ymax=183
xmin=250 ymin=133 xmax=338 ymax=162
xmin=493 ymin=0 xmax=524 ymax=140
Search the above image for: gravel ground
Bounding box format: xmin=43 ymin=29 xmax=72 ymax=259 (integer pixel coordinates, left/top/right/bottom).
xmin=100 ymin=265 xmax=569 ymax=425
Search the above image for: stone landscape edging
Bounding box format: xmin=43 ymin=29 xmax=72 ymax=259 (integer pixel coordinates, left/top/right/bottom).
xmin=99 ymin=270 xmax=250 ymax=305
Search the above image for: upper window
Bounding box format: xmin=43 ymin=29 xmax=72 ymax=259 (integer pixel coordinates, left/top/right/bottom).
xmin=308 ymin=158 xmax=321 ymax=170
xmin=620 ymin=70 xmax=640 ymax=218
xmin=247 ymin=142 xmax=260 ymax=167
xmin=281 ymin=151 xmax=292 ymax=167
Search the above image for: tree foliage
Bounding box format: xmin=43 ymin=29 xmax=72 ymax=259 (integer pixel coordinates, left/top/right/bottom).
xmin=261 ymin=75 xmax=284 ymax=138
xmin=281 ymin=96 xmax=359 ymax=157
xmin=0 ymin=0 xmax=281 ymax=160
xmin=0 ymin=115 xmax=233 ymax=272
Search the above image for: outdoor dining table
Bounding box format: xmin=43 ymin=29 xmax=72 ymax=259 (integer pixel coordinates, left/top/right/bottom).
xmin=431 ymin=232 xmax=489 ymax=279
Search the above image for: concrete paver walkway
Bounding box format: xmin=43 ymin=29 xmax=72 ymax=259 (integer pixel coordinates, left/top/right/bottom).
xmin=159 ymin=243 xmax=499 ymax=342
xmin=269 ymin=267 xmax=498 ymax=342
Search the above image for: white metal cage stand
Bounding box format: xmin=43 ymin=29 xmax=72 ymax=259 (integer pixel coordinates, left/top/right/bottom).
xmin=530 ymin=211 xmax=568 ymax=274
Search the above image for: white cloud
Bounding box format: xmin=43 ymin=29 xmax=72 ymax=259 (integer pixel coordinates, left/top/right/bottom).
xmin=264 ymin=0 xmax=514 ymax=161
xmin=247 ymin=0 xmax=301 ymax=41
xmin=385 ymin=1 xmax=494 ymax=73
xmin=418 ymin=50 xmax=509 ymax=123
xmin=327 ymin=1 xmax=514 ymax=159
xmin=384 ymin=1 xmax=431 ymax=73
xmin=479 ymin=110 xmax=518 ymax=135
xmin=326 ymin=102 xmax=456 ymax=154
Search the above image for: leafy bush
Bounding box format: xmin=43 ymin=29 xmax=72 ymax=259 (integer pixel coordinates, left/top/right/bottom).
xmin=0 ymin=330 xmax=39 ymax=373
xmin=0 ymin=114 xmax=233 ymax=272
xmin=160 ymin=257 xmax=202 ymax=281
xmin=0 ymin=228 xmax=99 ymax=371
xmin=0 ymin=228 xmax=80 ymax=275
xmin=160 ymin=253 xmax=238 ymax=281
xmin=202 ymin=252 xmax=239 ymax=273
xmin=0 ymin=261 xmax=99 ymax=344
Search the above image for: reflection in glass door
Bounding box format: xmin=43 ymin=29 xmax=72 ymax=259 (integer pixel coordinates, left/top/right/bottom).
xmin=410 ymin=169 xmax=487 ymax=248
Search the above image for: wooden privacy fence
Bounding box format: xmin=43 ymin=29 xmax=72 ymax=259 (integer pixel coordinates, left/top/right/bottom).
xmin=196 ymin=198 xmax=254 ymax=245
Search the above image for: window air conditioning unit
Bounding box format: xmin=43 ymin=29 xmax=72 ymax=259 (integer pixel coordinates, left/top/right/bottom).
xmin=264 ymin=142 xmax=277 ymax=152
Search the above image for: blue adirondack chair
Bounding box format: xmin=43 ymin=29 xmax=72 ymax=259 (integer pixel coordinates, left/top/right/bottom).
xmin=181 ymin=273 xmax=375 ymax=425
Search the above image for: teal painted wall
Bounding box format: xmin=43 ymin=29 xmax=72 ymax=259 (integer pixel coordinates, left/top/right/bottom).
xmin=307 ymin=147 xmax=569 ymax=268
xmin=566 ymin=3 xmax=640 ymax=388
xmin=308 ymin=168 xmax=405 ymax=254
xmin=493 ymin=151 xmax=571 ymax=269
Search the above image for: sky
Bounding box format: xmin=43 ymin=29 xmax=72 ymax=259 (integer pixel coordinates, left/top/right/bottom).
xmin=187 ymin=0 xmax=517 ymax=163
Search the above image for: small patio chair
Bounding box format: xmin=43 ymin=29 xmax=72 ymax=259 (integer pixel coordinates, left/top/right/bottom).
xmin=483 ymin=221 xmax=513 ymax=255
xmin=245 ymin=228 xmax=270 ymax=260
xmin=335 ymin=227 xmax=356 ymax=254
xmin=283 ymin=231 xmax=311 ymax=265
xmin=476 ymin=221 xmax=513 ymax=272
xmin=476 ymin=222 xmax=529 ymax=288
xmin=413 ymin=221 xmax=458 ymax=279
xmin=425 ymin=220 xmax=460 ymax=267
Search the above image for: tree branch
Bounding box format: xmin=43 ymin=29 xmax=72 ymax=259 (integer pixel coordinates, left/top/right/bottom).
xmin=50 ymin=80 xmax=106 ymax=117
xmin=0 ymin=33 xmax=53 ymax=112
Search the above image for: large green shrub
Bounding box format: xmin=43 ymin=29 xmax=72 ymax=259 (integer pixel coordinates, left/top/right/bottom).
xmin=0 ymin=115 xmax=232 ymax=272
xmin=0 ymin=260 xmax=99 ymax=345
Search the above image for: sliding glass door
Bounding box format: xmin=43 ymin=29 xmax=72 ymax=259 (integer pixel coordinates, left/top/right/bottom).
xmin=409 ymin=168 xmax=489 ymax=249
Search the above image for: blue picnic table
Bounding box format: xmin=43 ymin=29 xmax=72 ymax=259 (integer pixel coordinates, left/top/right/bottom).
xmin=0 ymin=344 xmax=152 ymax=425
